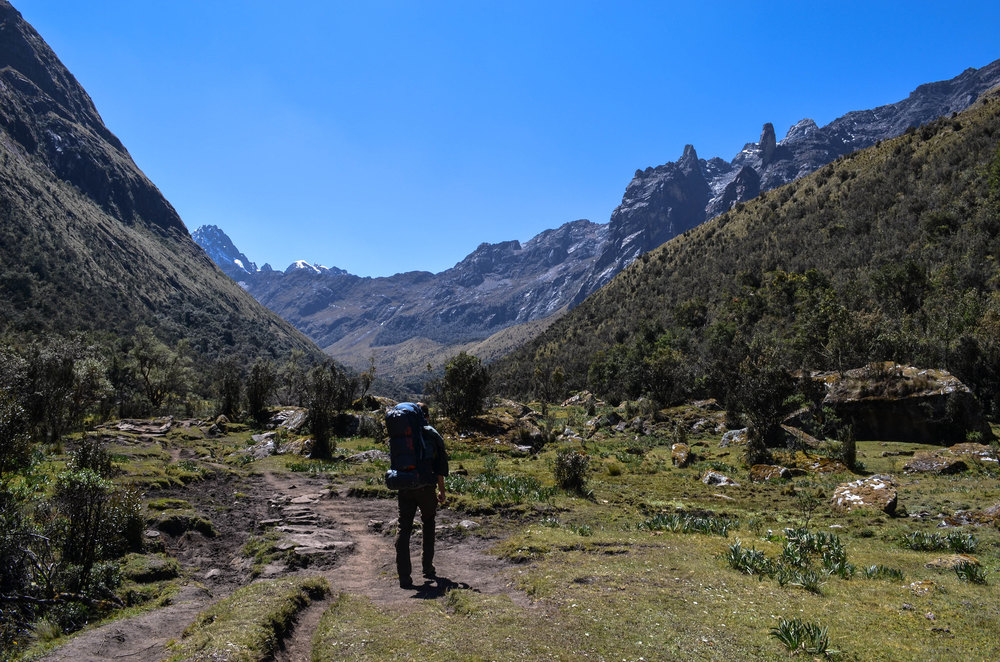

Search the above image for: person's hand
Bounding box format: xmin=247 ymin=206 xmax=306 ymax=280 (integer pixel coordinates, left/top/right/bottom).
xmin=437 ymin=489 xmax=446 ymax=504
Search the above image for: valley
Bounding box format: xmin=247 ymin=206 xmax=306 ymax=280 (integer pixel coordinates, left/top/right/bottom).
xmin=2 ymin=1 xmax=1000 ymax=660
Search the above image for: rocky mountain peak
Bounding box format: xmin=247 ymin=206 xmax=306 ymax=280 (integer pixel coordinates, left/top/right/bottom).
xmin=783 ymin=118 xmax=818 ymax=142
xmin=191 ymin=225 xmax=258 ymax=280
xmin=759 ymin=123 xmax=777 ymax=165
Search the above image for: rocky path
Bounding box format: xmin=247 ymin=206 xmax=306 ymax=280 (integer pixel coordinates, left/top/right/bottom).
xmin=39 ymin=471 xmax=526 ymax=661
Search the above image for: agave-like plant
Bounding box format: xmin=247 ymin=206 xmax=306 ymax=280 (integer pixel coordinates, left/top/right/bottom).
xmin=954 ymin=561 xmax=988 ymax=585
xmin=769 ymin=617 xmax=834 ymax=655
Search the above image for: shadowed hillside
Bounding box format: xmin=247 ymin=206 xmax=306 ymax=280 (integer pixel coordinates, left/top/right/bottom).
xmin=0 ymin=0 xmax=322 ymax=360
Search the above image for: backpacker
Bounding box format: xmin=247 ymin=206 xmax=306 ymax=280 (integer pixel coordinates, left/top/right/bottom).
xmin=384 ymin=402 xmax=435 ymax=490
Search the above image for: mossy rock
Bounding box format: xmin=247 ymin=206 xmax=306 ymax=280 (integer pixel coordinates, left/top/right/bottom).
xmin=147 ymin=498 xmax=191 ymax=511
xmin=122 ymin=553 xmax=181 ymax=583
xmin=153 ymin=510 xmax=217 ymax=537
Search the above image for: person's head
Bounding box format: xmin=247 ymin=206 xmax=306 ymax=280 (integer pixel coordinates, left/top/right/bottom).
xmin=417 ymin=402 xmax=429 ymax=418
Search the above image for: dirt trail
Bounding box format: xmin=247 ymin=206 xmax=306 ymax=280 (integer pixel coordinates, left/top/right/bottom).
xmin=266 ymin=472 xmax=528 ymax=661
xmin=39 ymin=471 xmax=526 ymax=662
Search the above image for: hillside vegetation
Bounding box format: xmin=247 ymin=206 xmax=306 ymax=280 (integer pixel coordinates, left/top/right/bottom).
xmin=493 ymin=89 xmax=1000 ymax=417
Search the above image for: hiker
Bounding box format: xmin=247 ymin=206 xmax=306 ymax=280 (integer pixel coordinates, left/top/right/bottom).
xmin=394 ymin=402 xmax=449 ymax=588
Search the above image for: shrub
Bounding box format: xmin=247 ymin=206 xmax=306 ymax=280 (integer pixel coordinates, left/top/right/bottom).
xmin=554 ymin=449 xmax=590 ymax=493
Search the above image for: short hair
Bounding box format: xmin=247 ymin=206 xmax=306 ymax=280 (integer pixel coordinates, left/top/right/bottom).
xmin=417 ymin=402 xmax=429 ymax=418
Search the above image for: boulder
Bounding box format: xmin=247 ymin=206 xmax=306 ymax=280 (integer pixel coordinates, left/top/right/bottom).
xmin=817 ymin=363 xmax=994 ymax=444
xmin=332 ymin=413 xmax=360 ymax=437
xmin=702 ymin=470 xmax=739 ymax=487
xmin=750 ymin=464 xmax=791 ymax=482
xmin=671 ymin=443 xmax=692 ymax=467
xmin=830 ymin=474 xmax=898 ymax=515
xmin=780 ymin=425 xmax=821 ymax=449
xmin=942 ymin=504 xmax=1000 ymax=528
xmin=948 ymin=443 xmax=997 ymax=462
xmin=720 ymin=428 xmax=747 ymax=447
xmin=903 ymin=452 xmax=968 ymax=475
xmin=268 ymin=408 xmax=307 ymax=432
xmin=347 ymin=450 xmax=389 ymax=463
xmin=801 ymin=457 xmax=850 ymax=474
xmin=562 ymin=391 xmax=599 ymax=409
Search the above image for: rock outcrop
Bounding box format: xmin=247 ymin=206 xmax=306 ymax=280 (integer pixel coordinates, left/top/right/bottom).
xmin=819 ymin=363 xmax=994 ymax=444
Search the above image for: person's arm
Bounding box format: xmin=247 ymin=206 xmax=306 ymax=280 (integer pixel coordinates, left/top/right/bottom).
xmin=437 ymin=474 xmax=446 ymax=504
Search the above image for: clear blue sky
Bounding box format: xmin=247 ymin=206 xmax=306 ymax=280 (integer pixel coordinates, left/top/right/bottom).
xmin=14 ymin=1 xmax=1000 ymax=277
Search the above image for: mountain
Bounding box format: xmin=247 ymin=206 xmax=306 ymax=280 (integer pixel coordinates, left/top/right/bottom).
xmin=570 ymin=58 xmax=1000 ymax=304
xmin=0 ymin=1 xmax=322 ymax=360
xmin=197 ymin=59 xmax=1000 ymax=385
xmin=492 ymin=88 xmax=1000 ymax=417
xmin=195 ymin=220 xmax=607 ymax=387
xmin=190 ymin=225 xmax=259 ymax=282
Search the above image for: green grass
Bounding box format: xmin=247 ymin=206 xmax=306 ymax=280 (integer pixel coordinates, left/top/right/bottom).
xmin=166 ymin=577 xmax=329 ymax=662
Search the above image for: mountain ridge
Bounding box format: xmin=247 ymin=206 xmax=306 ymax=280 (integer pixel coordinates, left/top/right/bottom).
xmin=0 ymin=0 xmax=323 ymax=361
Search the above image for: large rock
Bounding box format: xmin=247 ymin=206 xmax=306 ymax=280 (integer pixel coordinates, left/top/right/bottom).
xmin=903 ymin=452 xmax=968 ymax=475
xmin=818 ymin=363 xmax=994 ymax=444
xmin=671 ymin=443 xmax=692 ymax=467
xmin=702 ymin=470 xmax=739 ymax=487
xmin=830 ymin=474 xmax=899 ymax=515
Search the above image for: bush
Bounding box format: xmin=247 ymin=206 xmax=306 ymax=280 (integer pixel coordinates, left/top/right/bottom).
xmin=554 ymin=449 xmax=590 ymax=493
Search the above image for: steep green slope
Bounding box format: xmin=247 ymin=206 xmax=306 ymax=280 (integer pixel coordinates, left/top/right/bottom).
xmin=493 ymin=89 xmax=1000 ymax=414
xmin=0 ymin=1 xmax=321 ymax=360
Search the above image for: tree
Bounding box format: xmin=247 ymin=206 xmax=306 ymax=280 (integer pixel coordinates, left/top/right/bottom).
xmin=245 ymin=359 xmax=277 ymax=426
xmin=435 ymin=352 xmax=490 ymax=425
xmin=0 ymin=389 xmax=31 ymax=475
xmin=278 ymin=349 xmax=308 ymax=407
xmin=214 ymin=355 xmax=243 ymax=421
xmin=731 ymin=339 xmax=794 ymax=466
xmin=130 ymin=327 xmax=192 ymax=412
xmin=306 ymin=362 xmax=357 ymax=459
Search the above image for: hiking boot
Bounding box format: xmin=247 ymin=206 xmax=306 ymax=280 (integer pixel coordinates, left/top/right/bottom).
xmin=399 ymin=577 xmax=414 ymax=588
xmin=422 ymin=566 xmax=436 ymax=579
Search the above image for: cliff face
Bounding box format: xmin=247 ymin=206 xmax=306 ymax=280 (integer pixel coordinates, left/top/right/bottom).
xmin=0 ymin=1 xmax=322 ymax=360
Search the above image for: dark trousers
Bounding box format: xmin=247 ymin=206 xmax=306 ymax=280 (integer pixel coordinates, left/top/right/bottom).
xmin=395 ymin=484 xmax=437 ymax=580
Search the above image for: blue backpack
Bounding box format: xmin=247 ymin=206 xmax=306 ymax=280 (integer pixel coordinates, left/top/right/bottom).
xmin=384 ymin=402 xmax=435 ymax=490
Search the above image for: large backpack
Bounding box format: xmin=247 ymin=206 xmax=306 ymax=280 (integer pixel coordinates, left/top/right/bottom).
xmin=384 ymin=402 xmax=435 ymax=490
